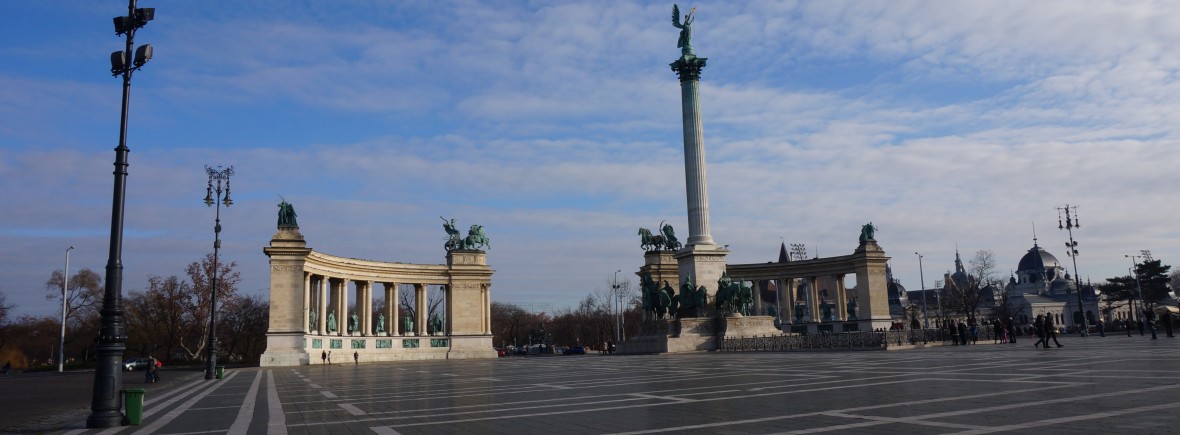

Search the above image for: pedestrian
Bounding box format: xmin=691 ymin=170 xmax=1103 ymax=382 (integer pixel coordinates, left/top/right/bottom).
xmin=957 ymin=322 xmax=969 ymax=346
xmin=1 ymin=361 xmax=10 ymax=374
xmin=1163 ymin=308 xmax=1175 ymax=338
xmin=1045 ymin=315 xmax=1063 ymax=348
xmin=1144 ymin=308 xmax=1158 ymax=340
xmin=1097 ymin=318 xmax=1105 ymax=337
xmin=1004 ymin=317 xmax=1017 ymax=344
xmin=327 ymin=351 xmax=333 ymax=365
xmin=353 ymin=351 xmax=359 ymax=365
xmin=146 ymin=356 xmax=156 ymax=383
xmin=969 ymin=323 xmax=979 ymax=345
xmin=1033 ymin=315 xmax=1046 ymax=349
xmin=321 ymin=350 xmax=327 ymax=365
xmin=153 ymin=358 xmax=162 ymax=383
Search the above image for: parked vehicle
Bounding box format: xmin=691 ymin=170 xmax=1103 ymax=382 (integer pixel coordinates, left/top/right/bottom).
xmin=563 ymin=346 xmax=586 ymax=355
xmin=122 ymin=358 xmax=153 ymax=371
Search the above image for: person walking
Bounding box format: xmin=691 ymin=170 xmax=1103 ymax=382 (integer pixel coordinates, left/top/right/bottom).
xmin=327 ymin=351 xmax=333 ymax=364
xmin=1004 ymin=317 xmax=1017 ymax=344
xmin=1033 ymin=315 xmax=1046 ymax=349
xmin=321 ymin=350 xmax=327 ymax=365
xmin=353 ymin=351 xmax=359 ymax=365
xmin=1045 ymin=315 xmax=1063 ymax=347
xmin=146 ymin=356 xmax=156 ymax=383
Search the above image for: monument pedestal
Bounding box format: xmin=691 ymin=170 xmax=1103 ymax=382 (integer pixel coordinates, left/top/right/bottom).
xmin=674 ymin=244 xmax=729 ymax=300
xmin=719 ymin=315 xmax=781 ymax=338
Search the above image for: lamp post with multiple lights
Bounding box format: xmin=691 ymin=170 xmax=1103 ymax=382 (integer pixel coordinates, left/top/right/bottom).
xmin=203 ymin=165 xmax=233 ymax=379
xmin=915 ymin=252 xmax=928 ymax=328
xmin=1125 ymin=254 xmax=1144 ymax=333
xmin=612 ymin=270 xmax=622 ymax=343
xmin=1057 ymin=204 xmax=1088 ymax=336
xmin=89 ymin=0 xmax=154 ymax=428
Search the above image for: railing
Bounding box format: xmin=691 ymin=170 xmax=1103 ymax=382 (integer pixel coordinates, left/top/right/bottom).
xmin=719 ymin=328 xmax=999 ymax=351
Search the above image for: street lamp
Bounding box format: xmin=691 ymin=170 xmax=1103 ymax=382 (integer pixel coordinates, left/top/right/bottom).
xmin=1125 ymin=254 xmax=1145 ymax=335
xmin=1057 ymin=204 xmax=1088 ymax=336
xmin=915 ymin=252 xmax=927 ymax=328
xmin=89 ymin=0 xmax=154 ymax=428
xmin=612 ymin=270 xmax=621 ymax=343
xmin=60 ymin=246 xmax=74 ymax=373
xmin=203 ymin=165 xmax=233 ymax=380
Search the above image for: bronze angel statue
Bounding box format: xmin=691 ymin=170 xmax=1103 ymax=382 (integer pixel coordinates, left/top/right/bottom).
xmin=672 ymin=4 xmax=696 ymax=56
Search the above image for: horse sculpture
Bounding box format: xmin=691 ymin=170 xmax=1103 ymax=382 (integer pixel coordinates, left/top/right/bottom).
xmin=638 ymin=227 xmax=667 ymax=251
xmin=463 ymin=224 xmax=490 ymax=250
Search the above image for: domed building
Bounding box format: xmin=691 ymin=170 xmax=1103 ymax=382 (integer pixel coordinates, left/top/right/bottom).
xmin=1003 ymin=238 xmax=1099 ymax=331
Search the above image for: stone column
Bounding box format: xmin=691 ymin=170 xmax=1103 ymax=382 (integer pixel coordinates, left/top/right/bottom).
xmin=835 ymin=274 xmax=847 ymax=321
xmin=415 ymin=283 xmax=427 ymax=336
xmin=318 ymin=277 xmax=328 ymax=335
xmin=337 ymin=279 xmax=349 ymax=336
xmin=306 ymin=272 xmax=316 ymax=334
xmin=385 ymin=283 xmax=397 ymax=337
xmin=361 ymin=281 xmax=372 ymax=336
xmin=260 ymin=226 xmax=313 ymax=367
xmin=671 ymin=53 xmax=713 ymax=246
xmin=808 ymin=277 xmax=820 ymax=322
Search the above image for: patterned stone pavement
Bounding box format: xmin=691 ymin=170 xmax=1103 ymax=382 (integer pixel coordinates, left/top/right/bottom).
xmin=8 ymin=334 xmax=1180 ymax=434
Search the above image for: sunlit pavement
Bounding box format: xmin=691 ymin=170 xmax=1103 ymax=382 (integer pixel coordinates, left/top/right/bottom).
xmin=8 ymin=334 xmax=1180 ymax=434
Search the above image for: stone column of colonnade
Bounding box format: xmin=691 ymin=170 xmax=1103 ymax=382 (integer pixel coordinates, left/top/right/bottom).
xmin=415 ymin=283 xmax=427 ymax=336
xmin=317 ymin=277 xmax=328 ymax=335
xmin=808 ymin=276 xmax=820 ymax=322
xmin=384 ymin=283 xmax=398 ymax=336
xmin=361 ymin=281 xmax=372 ymax=336
xmin=337 ymin=278 xmax=349 ymax=336
xmin=306 ymin=275 xmax=316 ymax=334
xmin=835 ymin=274 xmax=847 ymax=321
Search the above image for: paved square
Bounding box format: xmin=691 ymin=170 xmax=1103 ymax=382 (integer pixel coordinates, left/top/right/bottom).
xmin=26 ymin=336 xmax=1180 ymax=434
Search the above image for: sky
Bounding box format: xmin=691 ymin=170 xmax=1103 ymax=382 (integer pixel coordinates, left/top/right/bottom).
xmin=2 ymin=1 xmax=1178 ymax=319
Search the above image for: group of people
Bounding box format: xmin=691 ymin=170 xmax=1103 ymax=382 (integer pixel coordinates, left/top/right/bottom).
xmin=145 ymin=356 xmax=162 ymax=383
xmin=944 ymin=321 xmax=979 ymax=345
xmin=1032 ymin=314 xmax=1064 ymax=348
xmin=598 ymin=341 xmax=616 ymax=354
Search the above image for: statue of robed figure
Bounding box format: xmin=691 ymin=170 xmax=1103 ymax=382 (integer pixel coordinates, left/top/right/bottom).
xmin=672 ymin=4 xmax=696 ymax=56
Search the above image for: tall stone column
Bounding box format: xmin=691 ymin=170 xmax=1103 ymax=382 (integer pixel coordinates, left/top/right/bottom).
xmin=318 ymin=277 xmax=328 ymax=335
xmin=671 ymin=53 xmax=729 ymax=298
xmin=672 ymin=54 xmax=714 ymax=247
xmin=261 ymin=226 xmax=312 ymax=366
xmin=384 ymin=283 xmax=397 ymax=337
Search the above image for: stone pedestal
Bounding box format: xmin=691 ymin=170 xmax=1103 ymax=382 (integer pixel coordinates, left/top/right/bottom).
xmin=853 ymin=240 xmax=893 ymax=331
xmin=260 ymin=227 xmax=312 ymax=367
xmin=674 ymin=244 xmax=729 ymax=300
xmin=719 ymin=315 xmax=781 ymax=338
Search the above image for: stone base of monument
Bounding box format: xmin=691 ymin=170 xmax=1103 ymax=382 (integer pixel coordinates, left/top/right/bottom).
xmin=719 ymin=315 xmax=782 ymax=338
xmin=619 ymin=315 xmax=782 ymax=354
xmin=260 ymin=332 xmax=310 ymax=367
xmin=446 ymin=335 xmax=498 ymax=359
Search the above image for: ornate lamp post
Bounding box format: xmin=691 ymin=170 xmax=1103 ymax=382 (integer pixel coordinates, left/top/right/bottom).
xmin=89 ymin=0 xmax=154 ymax=428
xmin=203 ymin=165 xmax=233 ymax=379
xmin=1057 ymin=204 xmax=1087 ymax=336
xmin=915 ymin=252 xmax=928 ymax=328
xmin=60 ymin=246 xmax=74 ymax=373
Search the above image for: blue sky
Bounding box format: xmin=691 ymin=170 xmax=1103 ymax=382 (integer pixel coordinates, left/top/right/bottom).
xmin=2 ymin=1 xmax=1178 ymax=318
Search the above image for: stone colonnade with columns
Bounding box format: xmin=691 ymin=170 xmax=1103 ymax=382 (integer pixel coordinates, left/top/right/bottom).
xmin=260 ymin=226 xmax=495 ymax=366
xmin=726 ymin=240 xmax=892 ymax=334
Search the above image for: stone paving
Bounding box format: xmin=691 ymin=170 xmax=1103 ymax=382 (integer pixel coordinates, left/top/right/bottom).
xmin=5 ymin=335 xmax=1180 ymax=434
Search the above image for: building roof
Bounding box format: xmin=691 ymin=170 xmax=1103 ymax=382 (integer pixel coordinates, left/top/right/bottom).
xmin=1017 ymin=243 xmax=1061 ymax=273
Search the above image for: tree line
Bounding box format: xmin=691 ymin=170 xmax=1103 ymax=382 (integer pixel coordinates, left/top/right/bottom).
xmin=0 ymin=253 xmax=267 ymax=371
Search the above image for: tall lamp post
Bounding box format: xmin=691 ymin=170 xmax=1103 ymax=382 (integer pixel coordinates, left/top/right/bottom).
xmin=1125 ymin=254 xmax=1145 ymax=334
xmin=612 ymin=270 xmax=621 ymax=343
xmin=89 ymin=0 xmax=154 ymax=428
xmin=60 ymin=246 xmax=74 ymax=373
xmin=203 ymin=165 xmax=233 ymax=380
xmin=1057 ymin=204 xmax=1088 ymax=336
xmin=915 ymin=252 xmax=927 ymax=328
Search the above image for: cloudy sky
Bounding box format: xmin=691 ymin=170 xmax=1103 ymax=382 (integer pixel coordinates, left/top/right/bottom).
xmin=2 ymin=1 xmax=1178 ymax=318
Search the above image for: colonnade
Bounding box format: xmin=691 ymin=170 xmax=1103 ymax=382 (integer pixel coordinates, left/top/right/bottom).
xmin=304 ymin=276 xmax=441 ymax=337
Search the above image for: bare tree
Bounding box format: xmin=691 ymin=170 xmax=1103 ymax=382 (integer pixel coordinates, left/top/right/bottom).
xmin=218 ymin=294 xmax=269 ymax=363
xmin=44 ymin=268 xmax=103 ymax=330
xmin=0 ymin=289 xmax=13 ymax=352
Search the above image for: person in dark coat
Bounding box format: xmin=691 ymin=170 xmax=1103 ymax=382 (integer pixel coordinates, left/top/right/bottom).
xmin=957 ymin=322 xmax=969 ymax=346
xmin=1033 ymin=315 xmax=1046 ymax=349
xmin=1044 ymin=315 xmax=1063 ymax=347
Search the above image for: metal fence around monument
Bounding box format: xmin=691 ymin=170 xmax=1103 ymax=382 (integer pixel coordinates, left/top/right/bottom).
xmin=719 ymin=328 xmax=1000 ymax=352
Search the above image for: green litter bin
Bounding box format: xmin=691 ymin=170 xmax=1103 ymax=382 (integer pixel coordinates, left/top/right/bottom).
xmin=123 ymin=388 xmax=145 ymax=425
xmin=216 ymin=366 xmax=225 ymax=379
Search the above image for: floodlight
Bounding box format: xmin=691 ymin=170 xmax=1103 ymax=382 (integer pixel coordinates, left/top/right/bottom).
xmin=110 ymin=51 xmax=126 ymax=75
xmin=135 ymin=8 xmax=155 ymax=26
xmin=134 ymin=44 xmax=153 ymax=68
xmin=113 ymin=16 xmax=131 ymax=35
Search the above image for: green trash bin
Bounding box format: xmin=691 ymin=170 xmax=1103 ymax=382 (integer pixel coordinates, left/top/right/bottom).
xmin=123 ymin=388 xmax=145 ymax=425
xmin=216 ymin=366 xmax=225 ymax=379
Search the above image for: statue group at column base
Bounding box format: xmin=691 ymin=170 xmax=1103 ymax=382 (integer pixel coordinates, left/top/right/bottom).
xmin=618 ymin=313 xmax=781 ymax=354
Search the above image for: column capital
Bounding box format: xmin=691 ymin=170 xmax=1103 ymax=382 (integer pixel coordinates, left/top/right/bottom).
xmin=671 ymin=54 xmax=708 ymax=82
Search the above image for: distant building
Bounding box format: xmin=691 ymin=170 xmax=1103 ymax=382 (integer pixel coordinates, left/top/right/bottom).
xmin=1002 ymin=239 xmax=1100 ymax=331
